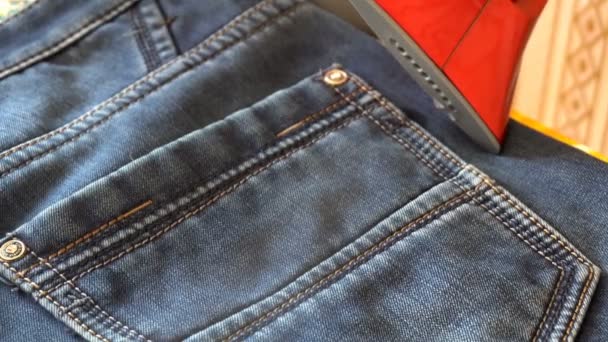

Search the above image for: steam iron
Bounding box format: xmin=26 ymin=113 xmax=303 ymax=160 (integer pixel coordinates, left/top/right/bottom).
xmin=328 ymin=0 xmax=548 ymax=153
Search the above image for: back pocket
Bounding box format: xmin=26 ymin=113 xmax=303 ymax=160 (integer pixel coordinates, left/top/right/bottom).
xmin=1 ymin=67 xmax=599 ymax=342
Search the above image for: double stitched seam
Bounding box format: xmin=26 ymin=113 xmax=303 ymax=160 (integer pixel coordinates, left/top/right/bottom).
xmin=473 ymin=196 xmax=581 ymax=341
xmin=130 ymin=6 xmax=159 ymax=72
xmin=0 ymin=0 xmax=303 ymax=177
xmin=20 ymin=200 xmax=153 ymax=277
xmin=276 ymin=88 xmax=366 ymax=138
xmin=533 ymin=270 xmax=565 ymax=341
xmin=332 ymin=74 xmax=593 ymax=341
xmin=31 ymin=91 xmax=362 ymax=284
xmin=224 ymin=190 xmax=475 ymax=341
xmin=563 ymin=268 xmax=595 ymax=340
xmin=28 ymin=250 xmax=151 ymax=342
xmin=1 ymin=257 xmax=111 ymax=342
xmin=333 ymin=86 xmax=455 ymax=180
xmin=460 ymin=169 xmax=595 ymax=341
xmin=543 ymin=269 xmax=576 ymax=341
xmin=469 ymin=191 xmax=565 ymax=341
xmin=0 ymin=0 xmax=139 ymax=80
xmin=41 ymin=92 xmax=370 ymax=294
xmin=348 ymin=75 xmax=464 ymax=171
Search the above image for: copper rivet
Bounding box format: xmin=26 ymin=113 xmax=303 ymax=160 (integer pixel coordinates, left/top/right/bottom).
xmin=323 ymin=69 xmax=349 ymax=86
xmin=0 ymin=239 xmax=26 ymax=262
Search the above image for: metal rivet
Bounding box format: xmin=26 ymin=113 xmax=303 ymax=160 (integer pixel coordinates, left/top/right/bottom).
xmin=323 ymin=69 xmax=349 ymax=86
xmin=0 ymin=240 xmax=26 ymax=262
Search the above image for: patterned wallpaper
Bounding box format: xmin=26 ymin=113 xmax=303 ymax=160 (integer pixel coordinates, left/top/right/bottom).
xmin=513 ymin=0 xmax=608 ymax=154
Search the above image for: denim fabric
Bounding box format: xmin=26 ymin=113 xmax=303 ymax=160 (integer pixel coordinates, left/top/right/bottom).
xmin=0 ymin=0 xmax=606 ymax=341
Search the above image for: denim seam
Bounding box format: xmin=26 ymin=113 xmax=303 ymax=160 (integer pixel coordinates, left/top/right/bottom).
xmin=276 ymin=88 xmax=366 ymax=137
xmin=23 ymin=89 xmax=364 ymax=285
xmin=348 ymin=75 xmax=465 ymax=171
xmin=545 ymin=268 xmax=576 ymax=341
xmin=471 ymin=194 xmax=567 ymax=340
xmin=338 ymin=73 xmax=594 ymax=341
xmin=139 ymin=0 xmax=178 ymax=64
xmin=20 ymin=200 xmax=153 ymax=277
xmin=0 ymin=0 xmax=42 ymax=28
xmin=474 ymin=175 xmax=597 ymax=341
xmin=533 ymin=269 xmax=564 ymax=341
xmin=0 ymin=0 xmax=140 ymax=80
xmin=225 ymin=190 xmax=474 ymax=341
xmin=465 ymin=168 xmax=592 ymax=267
xmin=28 ymin=250 xmax=150 ymax=342
xmin=457 ymin=172 xmax=595 ymax=341
xmin=472 ymin=196 xmax=587 ymax=342
xmin=331 ymin=76 xmax=460 ymax=180
xmin=130 ymin=7 xmax=158 ymax=72
xmin=333 ymin=87 xmax=452 ymax=179
xmin=0 ymin=0 xmax=302 ymax=175
xmin=563 ymin=268 xmax=595 ymax=340
xmin=136 ymin=3 xmax=163 ymax=68
xmin=41 ymin=96 xmax=370 ymax=293
xmin=0 ymin=259 xmax=111 ymax=342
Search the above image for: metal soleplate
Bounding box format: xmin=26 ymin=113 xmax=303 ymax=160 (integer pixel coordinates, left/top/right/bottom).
xmin=348 ymin=0 xmax=501 ymax=153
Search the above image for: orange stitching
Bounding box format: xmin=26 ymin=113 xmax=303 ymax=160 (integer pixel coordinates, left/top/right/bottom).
xmin=0 ymin=0 xmax=283 ymax=160
xmin=332 ymin=86 xmax=453 ymax=180
xmin=468 ymin=171 xmax=595 ymax=341
xmin=467 ymin=169 xmax=591 ymax=267
xmin=224 ymin=191 xmax=471 ymax=341
xmin=348 ymin=75 xmax=464 ymax=169
xmin=346 ymin=71 xmax=596 ymax=341
xmin=467 ymin=168 xmax=597 ymax=340
xmin=532 ymin=269 xmax=564 ymax=341
xmin=29 ymin=250 xmax=150 ymax=341
xmin=475 ymin=199 xmax=559 ymax=267
xmin=2 ymin=259 xmax=110 ymax=342
xmin=562 ymin=266 xmax=595 ymax=341
xmin=20 ymin=200 xmax=152 ymax=276
xmin=0 ymin=0 xmax=138 ymax=80
xmin=46 ymin=107 xmax=364 ymax=292
xmin=276 ymin=88 xmax=364 ymax=138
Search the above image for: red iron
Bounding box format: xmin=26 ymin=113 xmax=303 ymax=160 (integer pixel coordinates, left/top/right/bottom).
xmin=348 ymin=0 xmax=548 ymax=152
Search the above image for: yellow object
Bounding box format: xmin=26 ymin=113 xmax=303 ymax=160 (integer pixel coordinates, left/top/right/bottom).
xmin=511 ymin=110 xmax=608 ymax=163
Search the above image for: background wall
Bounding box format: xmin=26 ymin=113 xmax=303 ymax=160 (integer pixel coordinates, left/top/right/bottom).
xmin=513 ymin=0 xmax=608 ymax=154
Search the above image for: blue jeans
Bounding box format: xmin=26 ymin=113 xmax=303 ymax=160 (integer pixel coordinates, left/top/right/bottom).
xmin=0 ymin=0 xmax=606 ymax=341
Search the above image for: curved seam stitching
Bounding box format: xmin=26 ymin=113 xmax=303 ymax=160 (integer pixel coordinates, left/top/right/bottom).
xmin=29 ymin=250 xmax=151 ymax=342
xmin=0 ymin=0 xmax=139 ymax=79
xmin=0 ymin=0 xmax=302 ymax=179
xmin=0 ymin=0 xmax=284 ymax=161
xmin=42 ymin=98 xmax=368 ymax=293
